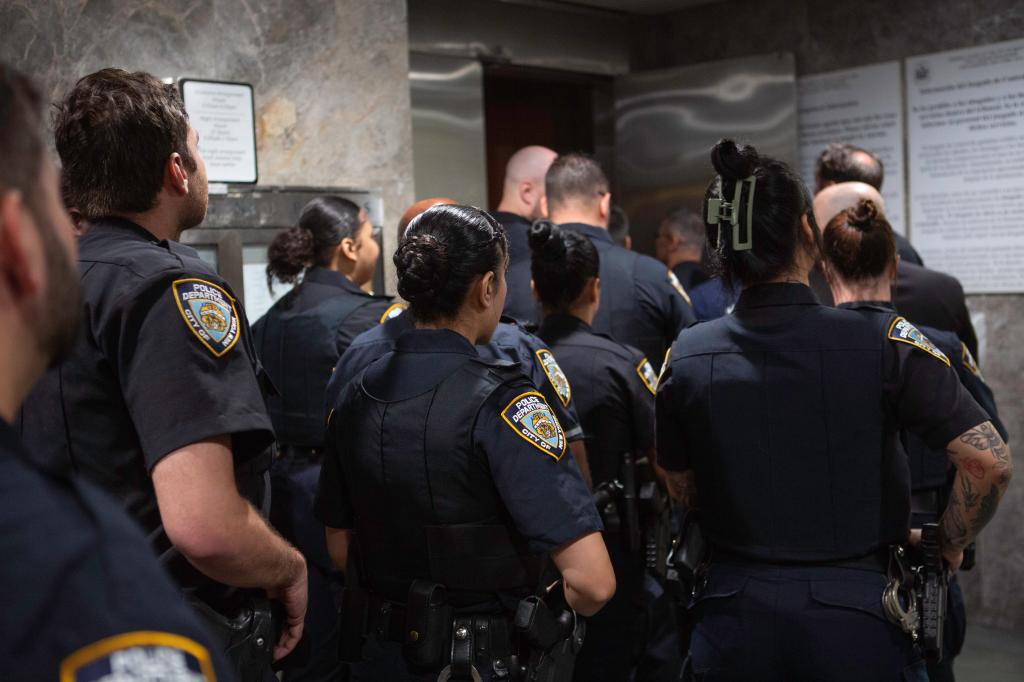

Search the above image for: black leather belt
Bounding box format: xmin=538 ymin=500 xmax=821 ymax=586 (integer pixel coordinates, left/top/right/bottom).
xmin=713 ymin=547 xmax=890 ymax=573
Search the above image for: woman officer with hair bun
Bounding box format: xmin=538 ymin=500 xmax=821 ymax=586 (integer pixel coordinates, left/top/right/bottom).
xmin=656 ymin=140 xmax=1011 ymax=681
xmin=315 ymin=204 xmax=614 ymax=681
xmin=252 ymin=196 xmax=389 ymax=680
xmin=821 ymin=198 xmax=1008 ymax=682
xmin=530 ymin=221 xmax=681 ymax=681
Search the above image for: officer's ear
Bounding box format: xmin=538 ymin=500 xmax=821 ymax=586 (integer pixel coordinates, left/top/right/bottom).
xmin=887 ymin=254 xmax=900 ymax=283
xmin=166 ymin=152 xmax=190 ymax=197
xmin=0 ymin=189 xmax=45 ymax=303
xmin=539 ymin=195 xmax=549 ymax=220
xmin=337 ymin=237 xmax=358 ymax=263
xmin=587 ymin=276 xmax=600 ymax=304
xmin=599 ymin=193 xmax=611 ymax=222
xmin=477 ymin=270 xmax=498 ymax=309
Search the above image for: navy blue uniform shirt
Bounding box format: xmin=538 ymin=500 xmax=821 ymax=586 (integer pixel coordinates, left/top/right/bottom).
xmin=19 ymin=217 xmax=274 ymax=597
xmin=316 ymin=328 xmax=601 ymax=553
xmin=537 ymin=313 xmax=655 ymax=487
xmin=492 ymin=210 xmax=539 ymax=325
xmin=559 ymin=222 xmax=695 ymax=364
xmin=0 ymin=418 xmax=233 ymax=681
xmin=327 ymin=311 xmax=585 ymax=442
xmin=658 ymin=284 xmax=988 ymax=475
xmin=252 ymin=266 xmax=393 ymax=448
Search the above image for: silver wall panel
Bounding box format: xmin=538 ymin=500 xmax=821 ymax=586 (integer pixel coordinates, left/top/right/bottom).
xmin=410 ymin=53 xmax=488 ymax=208
xmin=614 ymin=52 xmax=798 ymax=257
xmin=408 ymin=0 xmax=630 ymax=76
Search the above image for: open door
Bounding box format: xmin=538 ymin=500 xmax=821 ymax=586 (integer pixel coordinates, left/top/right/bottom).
xmin=613 ymin=53 xmax=798 ymax=257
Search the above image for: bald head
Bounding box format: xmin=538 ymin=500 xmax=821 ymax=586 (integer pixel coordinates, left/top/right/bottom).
xmin=813 ymin=182 xmax=885 ymax=231
xmin=496 ymin=145 xmax=557 ymax=221
xmin=398 ymin=197 xmax=457 ymax=241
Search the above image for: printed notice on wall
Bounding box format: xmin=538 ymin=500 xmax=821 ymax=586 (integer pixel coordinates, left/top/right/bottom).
xmin=181 ymin=79 xmax=258 ymax=184
xmin=907 ymin=38 xmax=1024 ymax=293
xmin=798 ymin=62 xmax=906 ymax=234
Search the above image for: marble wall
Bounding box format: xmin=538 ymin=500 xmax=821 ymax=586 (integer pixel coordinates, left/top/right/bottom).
xmin=636 ymin=0 xmax=1024 ymax=630
xmin=0 ymin=0 xmax=414 ymax=291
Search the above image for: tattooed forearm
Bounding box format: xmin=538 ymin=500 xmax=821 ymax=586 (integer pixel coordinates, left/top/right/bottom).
xmin=941 ymin=421 xmax=1014 ymax=553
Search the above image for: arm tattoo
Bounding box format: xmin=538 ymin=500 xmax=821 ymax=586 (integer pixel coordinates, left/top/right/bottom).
xmin=941 ymin=421 xmax=1013 ymax=552
xmin=665 ymin=470 xmax=698 ymax=510
xmin=959 ymin=423 xmax=1011 ymax=468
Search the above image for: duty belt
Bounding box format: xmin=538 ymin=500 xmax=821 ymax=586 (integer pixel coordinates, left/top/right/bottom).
xmin=713 ymin=547 xmax=890 ymax=573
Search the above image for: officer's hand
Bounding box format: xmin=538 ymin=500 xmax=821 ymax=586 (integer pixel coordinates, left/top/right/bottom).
xmin=269 ymin=550 xmax=308 ymax=661
xmin=942 ymin=548 xmax=964 ymax=574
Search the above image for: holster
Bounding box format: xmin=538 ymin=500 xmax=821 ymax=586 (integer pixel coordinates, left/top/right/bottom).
xmin=665 ymin=510 xmax=708 ymax=602
xmin=513 ymin=584 xmax=584 ymax=682
xmin=189 ymin=593 xmax=276 ymax=682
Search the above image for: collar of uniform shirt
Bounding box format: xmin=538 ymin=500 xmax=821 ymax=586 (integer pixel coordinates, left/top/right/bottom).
xmin=837 ymin=300 xmax=896 ymax=313
xmin=303 ymin=266 xmax=371 ymax=295
xmin=558 ymin=222 xmax=614 ymax=245
xmin=537 ymin=313 xmax=590 ymax=340
xmin=394 ymin=327 xmax=478 ymax=356
xmin=734 ymin=282 xmax=819 ymax=310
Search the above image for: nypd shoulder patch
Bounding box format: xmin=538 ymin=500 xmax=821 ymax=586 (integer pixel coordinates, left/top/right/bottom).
xmin=636 ymin=357 xmax=658 ymax=395
xmin=534 ymin=348 xmax=572 ymax=406
xmin=379 ymin=302 xmax=407 ymax=324
xmin=658 ymin=346 xmax=672 ymax=382
xmin=961 ymin=342 xmax=982 ymax=377
xmin=667 ymin=270 xmax=692 ymax=305
xmin=501 ymin=391 xmax=566 ymax=461
xmin=173 ymin=278 xmax=239 ymax=358
xmin=60 ymin=631 xmax=216 ymax=681
xmin=887 ymin=317 xmax=950 ymax=366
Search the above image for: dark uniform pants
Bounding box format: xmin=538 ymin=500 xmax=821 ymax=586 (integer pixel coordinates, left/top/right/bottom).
xmin=687 ymin=565 xmax=927 ymax=682
xmin=270 ymin=453 xmax=344 ymax=681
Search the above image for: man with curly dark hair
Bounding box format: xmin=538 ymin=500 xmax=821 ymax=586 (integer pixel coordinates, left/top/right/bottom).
xmin=21 ymin=68 xmax=308 ymax=680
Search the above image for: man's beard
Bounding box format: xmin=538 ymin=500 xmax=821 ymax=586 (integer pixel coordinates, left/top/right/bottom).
xmin=178 ymin=173 xmax=209 ymax=235
xmin=33 ymin=220 xmax=81 ymax=368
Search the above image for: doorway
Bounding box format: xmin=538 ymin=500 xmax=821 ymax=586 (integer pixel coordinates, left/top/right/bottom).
xmin=483 ymin=65 xmax=613 ymax=209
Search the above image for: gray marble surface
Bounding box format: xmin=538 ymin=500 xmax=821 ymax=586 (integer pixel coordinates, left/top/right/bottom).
xmin=637 ymin=0 xmax=1024 ymax=630
xmin=0 ymin=0 xmax=414 ymax=291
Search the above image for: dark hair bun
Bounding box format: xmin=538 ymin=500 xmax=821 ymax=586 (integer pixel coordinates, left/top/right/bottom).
xmin=395 ymin=233 xmax=449 ymax=303
xmin=265 ymin=225 xmax=314 ymax=290
xmin=711 ymin=138 xmax=760 ymax=180
xmin=528 ymin=220 xmax=567 ymax=261
xmin=847 ymin=198 xmax=879 ymax=231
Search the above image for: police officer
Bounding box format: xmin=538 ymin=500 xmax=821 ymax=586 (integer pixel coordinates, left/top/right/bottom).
xmin=530 ymin=221 xmax=681 ymax=681
xmin=820 ymin=198 xmax=1009 ymax=682
xmin=315 ymin=204 xmax=614 ymax=681
xmin=18 ymin=68 xmax=307 ymax=678
xmin=252 ymin=195 xmax=388 ymax=680
xmin=328 ymin=199 xmax=591 ymax=485
xmin=491 ymin=145 xmax=557 ymax=325
xmin=656 ymin=139 xmax=1012 ymax=681
xmin=0 ymin=63 xmax=232 ymax=681
xmin=543 ymin=153 xmax=695 ymax=364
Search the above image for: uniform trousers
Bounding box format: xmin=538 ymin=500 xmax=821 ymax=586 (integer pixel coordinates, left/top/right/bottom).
xmin=270 ymin=452 xmax=344 ymax=681
xmin=686 ymin=564 xmax=927 ymax=682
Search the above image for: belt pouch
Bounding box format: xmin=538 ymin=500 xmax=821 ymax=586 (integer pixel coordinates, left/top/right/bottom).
xmin=338 ymin=587 xmax=369 ymax=663
xmin=514 ymin=595 xmax=562 ymax=650
xmin=402 ymin=580 xmax=452 ymax=668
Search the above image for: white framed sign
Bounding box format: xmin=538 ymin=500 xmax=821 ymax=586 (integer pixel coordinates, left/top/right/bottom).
xmin=907 ymin=38 xmax=1024 ymax=294
xmin=180 ymin=79 xmax=258 ymax=184
xmin=798 ymin=61 xmax=906 ymax=234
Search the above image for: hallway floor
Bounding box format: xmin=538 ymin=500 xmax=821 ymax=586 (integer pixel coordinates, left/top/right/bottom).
xmin=955 ymin=624 xmax=1024 ymax=681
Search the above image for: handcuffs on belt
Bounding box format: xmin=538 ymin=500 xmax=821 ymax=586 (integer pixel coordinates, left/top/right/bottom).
xmin=882 ymin=545 xmax=920 ymax=640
